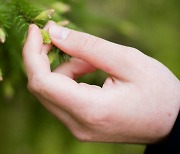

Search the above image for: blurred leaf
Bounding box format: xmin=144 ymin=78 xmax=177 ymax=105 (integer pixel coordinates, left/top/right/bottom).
xmin=0 ymin=69 xmax=3 ymax=81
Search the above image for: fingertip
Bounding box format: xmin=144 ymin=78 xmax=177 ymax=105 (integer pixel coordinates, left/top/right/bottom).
xmin=44 ymin=21 xmax=56 ymax=30
xmin=28 ymin=24 xmax=39 ymax=34
xmin=49 ymin=25 xmax=70 ymax=41
xmin=24 ymin=24 xmax=43 ymax=53
xmin=28 ymin=24 xmax=33 ymax=33
xmin=27 ymin=24 xmax=42 ymax=43
xmin=47 ymin=20 xmax=56 ymax=25
xmin=48 ymin=25 xmax=58 ymax=39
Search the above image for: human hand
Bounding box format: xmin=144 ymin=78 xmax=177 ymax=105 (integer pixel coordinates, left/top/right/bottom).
xmin=23 ymin=22 xmax=180 ymax=143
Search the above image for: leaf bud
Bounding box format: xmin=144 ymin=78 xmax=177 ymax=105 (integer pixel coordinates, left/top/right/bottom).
xmin=0 ymin=69 xmax=3 ymax=81
xmin=48 ymin=50 xmax=57 ymax=64
xmin=41 ymin=29 xmax=51 ymax=44
xmin=35 ymin=9 xmax=55 ymax=21
xmin=51 ymin=2 xmax=70 ymax=13
xmin=0 ymin=27 xmax=6 ymax=43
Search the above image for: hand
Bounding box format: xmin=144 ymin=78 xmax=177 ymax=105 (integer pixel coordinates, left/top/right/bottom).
xmin=23 ymin=21 xmax=180 ymax=144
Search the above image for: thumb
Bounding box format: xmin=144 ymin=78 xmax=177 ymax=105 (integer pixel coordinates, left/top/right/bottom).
xmin=49 ymin=24 xmax=141 ymax=79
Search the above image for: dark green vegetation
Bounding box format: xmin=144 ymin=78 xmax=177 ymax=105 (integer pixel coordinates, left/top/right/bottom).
xmin=0 ymin=0 xmax=179 ymax=154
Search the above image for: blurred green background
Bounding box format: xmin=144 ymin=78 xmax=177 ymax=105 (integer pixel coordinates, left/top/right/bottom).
xmin=0 ymin=0 xmax=179 ymax=154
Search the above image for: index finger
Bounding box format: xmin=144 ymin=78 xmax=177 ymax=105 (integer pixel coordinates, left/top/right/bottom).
xmin=49 ymin=24 xmax=144 ymax=81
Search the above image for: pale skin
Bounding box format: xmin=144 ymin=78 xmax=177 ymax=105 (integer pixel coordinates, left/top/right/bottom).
xmin=23 ymin=21 xmax=180 ymax=144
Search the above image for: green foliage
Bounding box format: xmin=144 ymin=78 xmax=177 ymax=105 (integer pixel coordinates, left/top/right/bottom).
xmin=0 ymin=2 xmax=10 ymax=43
xmin=0 ymin=2 xmax=10 ymax=29
xmin=0 ymin=0 xmax=73 ymax=78
xmin=12 ymin=0 xmax=41 ymax=30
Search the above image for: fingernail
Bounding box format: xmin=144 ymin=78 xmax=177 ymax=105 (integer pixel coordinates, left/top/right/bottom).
xmin=49 ymin=25 xmax=70 ymax=41
xmin=28 ymin=25 xmax=36 ymax=37
xmin=28 ymin=24 xmax=34 ymax=33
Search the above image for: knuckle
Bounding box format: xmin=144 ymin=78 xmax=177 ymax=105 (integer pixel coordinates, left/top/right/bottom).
xmin=126 ymin=47 xmax=142 ymax=57
xmin=73 ymin=130 xmax=92 ymax=142
xmin=83 ymin=109 xmax=109 ymax=127
xmin=27 ymin=75 xmax=43 ymax=94
xmin=125 ymin=47 xmax=144 ymax=65
xmin=77 ymin=34 xmax=99 ymax=53
xmin=126 ymin=46 xmax=138 ymax=52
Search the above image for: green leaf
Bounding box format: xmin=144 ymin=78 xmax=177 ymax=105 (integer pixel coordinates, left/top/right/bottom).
xmin=50 ymin=2 xmax=70 ymax=14
xmin=0 ymin=27 xmax=6 ymax=43
xmin=0 ymin=69 xmax=3 ymax=81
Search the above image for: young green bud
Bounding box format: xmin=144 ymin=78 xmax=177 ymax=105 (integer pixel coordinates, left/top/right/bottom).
xmin=48 ymin=50 xmax=57 ymax=64
xmin=57 ymin=20 xmax=70 ymax=27
xmin=0 ymin=28 xmax=6 ymax=43
xmin=41 ymin=29 xmax=51 ymax=44
xmin=35 ymin=9 xmax=55 ymax=21
xmin=0 ymin=69 xmax=3 ymax=81
xmin=51 ymin=2 xmax=70 ymax=14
